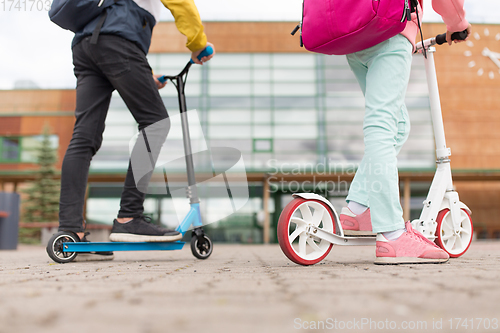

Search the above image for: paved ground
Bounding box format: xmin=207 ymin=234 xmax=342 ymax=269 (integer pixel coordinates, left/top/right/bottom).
xmin=1 ymin=241 xmax=499 ymax=333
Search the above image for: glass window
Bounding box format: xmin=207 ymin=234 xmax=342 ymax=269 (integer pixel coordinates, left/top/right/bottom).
xmin=250 ymin=153 xmax=273 ymax=169
xmin=147 ymin=53 xmax=159 ymax=69
xmin=252 ymin=97 xmax=272 ymax=108
xmin=326 ymin=109 xmax=364 ymax=122
xmin=209 ymin=109 xmax=251 ymax=124
xmin=209 ymin=125 xmax=251 ymax=139
xmin=324 ymin=68 xmax=356 ymax=80
xmin=252 ymin=69 xmax=271 ymax=82
xmin=253 ymin=139 xmax=273 ymax=152
xmin=327 ymin=139 xmax=364 ymax=156
xmin=103 ymin=125 xmax=136 ymax=140
xmin=323 ymin=55 xmax=350 ymax=67
xmin=407 ymin=82 xmax=429 ymax=95
xmin=209 ymin=97 xmax=252 ymax=109
xmin=272 ymin=83 xmax=316 ymax=96
xmin=274 ymin=139 xmax=317 ymax=152
xmin=154 ymin=68 xmax=202 ymax=83
xmin=252 ymin=125 xmax=272 ymax=138
xmin=156 ymin=54 xmax=192 ymax=69
xmin=106 ymin=109 xmax=136 ymax=125
xmin=7 ymin=135 xmax=60 ymax=164
xmin=160 ymin=97 xmax=201 ymax=113
xmin=274 ymin=97 xmax=317 ymax=109
xmin=326 ymin=124 xmax=363 ymax=139
xmin=272 ymin=54 xmax=316 ymax=68
xmin=159 ymin=83 xmax=201 ymax=97
xmin=1 ymin=138 xmax=20 ymax=161
xmin=326 ymin=83 xmax=361 ymax=93
xmin=252 ymin=110 xmax=272 ymax=124
xmin=209 ymin=69 xmax=251 ymax=82
xmin=209 ymin=83 xmax=252 ymax=96
xmin=209 ymin=54 xmax=251 ymax=69
xmin=93 ymin=51 xmax=434 ymax=174
xmin=210 ymin=140 xmax=252 ymax=152
xmin=272 ymin=154 xmax=319 ymax=166
xmin=407 ymin=109 xmax=432 ymax=122
xmin=273 ymin=110 xmax=316 ymax=124
xmin=272 ymin=69 xmax=315 ymax=82
xmin=252 ymin=54 xmax=272 ymax=68
xmin=253 ymin=83 xmax=272 ymax=96
xmin=325 ymin=95 xmax=365 ymax=108
xmin=274 ymin=125 xmax=317 ymax=139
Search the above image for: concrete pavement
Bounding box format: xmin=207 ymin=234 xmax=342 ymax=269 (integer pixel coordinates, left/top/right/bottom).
xmin=1 ymin=241 xmax=500 ymax=333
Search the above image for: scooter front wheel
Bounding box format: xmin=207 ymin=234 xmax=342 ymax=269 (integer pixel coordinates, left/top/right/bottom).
xmin=190 ymin=234 xmax=213 ymax=259
xmin=435 ymin=208 xmax=473 ymax=258
xmin=277 ymin=198 xmax=335 ymax=266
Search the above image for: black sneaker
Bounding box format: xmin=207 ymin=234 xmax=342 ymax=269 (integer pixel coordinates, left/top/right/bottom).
xmin=74 ymin=232 xmax=114 ymax=262
xmin=109 ymin=216 xmax=182 ymax=242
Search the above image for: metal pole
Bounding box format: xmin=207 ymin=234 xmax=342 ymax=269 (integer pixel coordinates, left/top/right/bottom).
xmin=177 ymin=76 xmax=199 ymax=203
xmin=263 ymin=175 xmax=270 ymax=244
xmin=424 ymin=48 xmax=450 ymax=159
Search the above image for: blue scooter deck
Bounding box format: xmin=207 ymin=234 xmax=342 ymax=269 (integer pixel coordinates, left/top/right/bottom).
xmin=63 ymin=241 xmax=185 ymax=252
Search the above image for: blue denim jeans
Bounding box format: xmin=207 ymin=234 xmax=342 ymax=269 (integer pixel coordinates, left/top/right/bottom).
xmin=345 ymin=34 xmax=413 ymax=233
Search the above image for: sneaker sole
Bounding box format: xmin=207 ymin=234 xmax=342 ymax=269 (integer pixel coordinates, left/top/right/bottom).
xmin=109 ymin=233 xmax=182 ymax=243
xmin=374 ymin=257 xmax=449 ymax=265
xmin=343 ymin=230 xmax=376 ymax=236
xmin=74 ymin=254 xmax=114 ymax=262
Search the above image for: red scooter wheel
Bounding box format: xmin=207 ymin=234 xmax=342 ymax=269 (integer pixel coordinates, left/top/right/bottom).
xmin=277 ymin=198 xmax=335 ymax=266
xmin=435 ymin=208 xmax=473 ymax=258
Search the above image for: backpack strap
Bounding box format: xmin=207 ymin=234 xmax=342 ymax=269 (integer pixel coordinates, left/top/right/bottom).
xmin=90 ymin=0 xmax=120 ymax=45
xmin=411 ymin=0 xmax=426 ymax=57
xmin=410 ymin=0 xmax=419 ymax=12
xmin=90 ymin=9 xmax=108 ymax=44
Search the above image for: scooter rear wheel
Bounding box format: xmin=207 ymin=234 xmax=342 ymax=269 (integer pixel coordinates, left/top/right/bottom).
xmin=435 ymin=208 xmax=473 ymax=258
xmin=46 ymin=231 xmax=79 ymax=263
xmin=277 ymin=198 xmax=335 ymax=266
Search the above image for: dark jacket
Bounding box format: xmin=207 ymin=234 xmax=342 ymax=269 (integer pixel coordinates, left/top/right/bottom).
xmin=72 ymin=0 xmax=156 ymax=55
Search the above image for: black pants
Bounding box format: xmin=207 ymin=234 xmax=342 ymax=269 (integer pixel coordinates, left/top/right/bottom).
xmin=59 ymin=35 xmax=168 ymax=233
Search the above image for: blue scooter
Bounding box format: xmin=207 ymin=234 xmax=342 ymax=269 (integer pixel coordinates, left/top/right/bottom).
xmin=47 ymin=47 xmax=214 ymax=263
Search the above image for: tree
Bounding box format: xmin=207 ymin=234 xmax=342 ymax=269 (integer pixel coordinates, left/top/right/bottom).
xmin=23 ymin=125 xmax=60 ymax=223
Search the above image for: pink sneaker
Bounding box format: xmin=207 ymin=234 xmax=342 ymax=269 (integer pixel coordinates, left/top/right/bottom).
xmin=375 ymin=221 xmax=450 ymax=265
xmin=339 ymin=207 xmax=374 ymax=235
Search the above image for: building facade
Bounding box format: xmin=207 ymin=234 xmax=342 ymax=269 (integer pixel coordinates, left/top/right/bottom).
xmin=1 ymin=22 xmax=500 ymax=241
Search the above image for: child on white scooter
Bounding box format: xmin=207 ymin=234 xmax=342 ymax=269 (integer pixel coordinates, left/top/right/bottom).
xmin=338 ymin=0 xmax=471 ymax=264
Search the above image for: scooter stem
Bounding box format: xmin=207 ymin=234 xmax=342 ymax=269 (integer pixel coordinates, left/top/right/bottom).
xmin=176 ymin=74 xmax=200 ymax=204
xmin=424 ymin=47 xmax=451 ymax=160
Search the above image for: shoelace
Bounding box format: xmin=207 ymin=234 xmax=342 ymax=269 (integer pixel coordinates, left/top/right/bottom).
xmin=139 ymin=215 xmax=168 ymax=231
xmin=80 ymin=231 xmax=91 ymax=242
xmin=141 ymin=215 xmax=153 ymax=223
xmin=406 ymin=222 xmax=441 ymax=249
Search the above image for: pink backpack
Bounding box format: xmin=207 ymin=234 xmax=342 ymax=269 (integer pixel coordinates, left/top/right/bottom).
xmin=294 ymin=0 xmax=412 ymax=55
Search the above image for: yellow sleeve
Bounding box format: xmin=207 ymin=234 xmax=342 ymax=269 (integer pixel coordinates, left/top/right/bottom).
xmin=160 ymin=0 xmax=208 ymax=52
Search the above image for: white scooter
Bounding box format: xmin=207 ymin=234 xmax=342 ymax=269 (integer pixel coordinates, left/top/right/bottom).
xmin=410 ymin=31 xmax=473 ymax=258
xmin=277 ymin=31 xmax=473 ymax=266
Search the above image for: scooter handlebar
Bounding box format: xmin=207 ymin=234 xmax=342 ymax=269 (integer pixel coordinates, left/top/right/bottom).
xmin=435 ymin=29 xmax=468 ymax=45
xmin=189 ymin=45 xmax=214 ymax=64
xmin=158 ymin=46 xmax=214 ymax=84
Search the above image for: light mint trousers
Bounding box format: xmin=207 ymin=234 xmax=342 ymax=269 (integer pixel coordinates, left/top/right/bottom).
xmin=345 ymin=34 xmax=413 ymax=233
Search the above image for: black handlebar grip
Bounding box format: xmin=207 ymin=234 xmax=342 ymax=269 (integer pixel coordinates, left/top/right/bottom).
xmin=435 ymin=29 xmax=468 ymax=45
